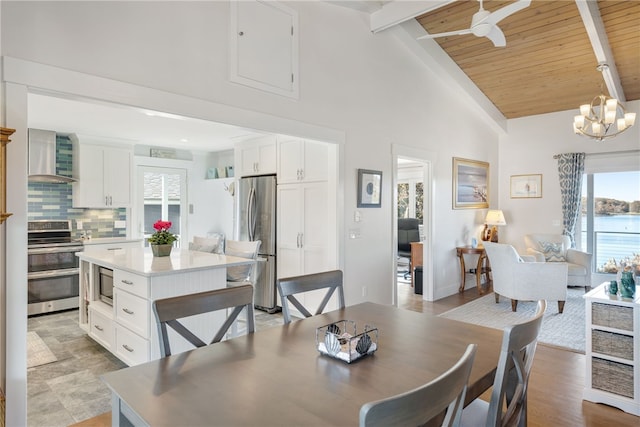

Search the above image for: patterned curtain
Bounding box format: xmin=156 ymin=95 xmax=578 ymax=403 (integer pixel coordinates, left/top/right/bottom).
xmin=556 ymin=153 xmax=585 ymax=247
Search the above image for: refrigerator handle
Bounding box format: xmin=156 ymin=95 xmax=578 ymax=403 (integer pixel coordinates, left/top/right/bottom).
xmin=248 ymin=186 xmax=257 ymax=241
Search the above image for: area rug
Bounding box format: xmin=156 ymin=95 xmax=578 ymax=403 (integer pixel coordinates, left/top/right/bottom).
xmin=439 ymin=288 xmax=585 ymax=353
xmin=27 ymin=331 xmax=58 ymax=368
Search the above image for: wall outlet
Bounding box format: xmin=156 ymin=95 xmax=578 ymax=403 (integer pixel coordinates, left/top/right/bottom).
xmin=362 ymin=286 xmax=367 ymax=297
xmin=189 ymin=204 xmax=194 ymax=214
xmin=76 ymin=221 xmax=83 ymax=230
xmin=114 ymin=220 xmax=126 ymax=229
xmin=354 ymin=210 xmax=361 ymax=222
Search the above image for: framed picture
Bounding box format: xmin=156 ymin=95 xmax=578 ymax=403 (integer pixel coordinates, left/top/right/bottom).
xmin=510 ymin=174 xmax=542 ymax=198
xmin=452 ymin=157 xmax=489 ymax=209
xmin=357 ymin=169 xmax=382 ymax=208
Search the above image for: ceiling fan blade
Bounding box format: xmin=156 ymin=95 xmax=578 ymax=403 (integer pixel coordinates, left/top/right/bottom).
xmin=416 ymin=28 xmax=472 ymax=40
xmin=485 ymin=0 xmax=531 ymax=26
xmin=485 ymin=25 xmax=506 ymax=47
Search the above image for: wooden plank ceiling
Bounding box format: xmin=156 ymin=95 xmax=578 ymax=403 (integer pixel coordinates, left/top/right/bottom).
xmin=416 ymin=0 xmax=640 ymax=119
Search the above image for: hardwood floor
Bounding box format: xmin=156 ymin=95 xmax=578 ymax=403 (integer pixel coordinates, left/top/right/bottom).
xmin=398 ymin=281 xmax=639 ymax=427
xmin=23 ymin=282 xmax=640 ymax=426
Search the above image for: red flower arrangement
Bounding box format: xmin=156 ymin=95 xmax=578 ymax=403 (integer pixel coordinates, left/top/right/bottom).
xmin=148 ymin=220 xmax=177 ymax=245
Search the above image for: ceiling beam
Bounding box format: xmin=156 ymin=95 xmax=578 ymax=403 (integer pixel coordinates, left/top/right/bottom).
xmin=370 ymin=0 xmax=455 ymax=33
xmin=575 ymin=0 xmax=626 ymax=101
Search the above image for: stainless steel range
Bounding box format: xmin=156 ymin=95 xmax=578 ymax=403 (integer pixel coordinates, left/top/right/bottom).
xmin=28 ymin=220 xmax=83 ymax=316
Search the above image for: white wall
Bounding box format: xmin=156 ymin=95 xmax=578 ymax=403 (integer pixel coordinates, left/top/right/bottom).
xmin=0 ymin=2 xmax=499 ymax=424
xmin=499 ymin=100 xmax=640 ymax=254
xmin=1 ymin=0 xmax=499 ymax=300
xmin=189 ymin=151 xmax=235 ymax=241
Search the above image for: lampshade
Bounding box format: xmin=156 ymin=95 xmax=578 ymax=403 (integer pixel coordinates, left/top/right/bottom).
xmin=485 ymin=210 xmax=506 ymax=226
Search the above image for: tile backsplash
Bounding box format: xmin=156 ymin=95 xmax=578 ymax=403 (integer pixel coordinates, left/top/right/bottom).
xmin=27 ymin=135 xmax=127 ymax=238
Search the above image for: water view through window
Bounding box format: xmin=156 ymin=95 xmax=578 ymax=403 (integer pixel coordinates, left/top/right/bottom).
xmin=581 ymin=171 xmax=640 ymax=274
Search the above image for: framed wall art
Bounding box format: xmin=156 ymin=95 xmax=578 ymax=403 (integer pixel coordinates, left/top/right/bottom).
xmin=357 ymin=169 xmax=382 ymax=208
xmin=510 ymin=174 xmax=542 ymax=198
xmin=452 ymin=157 xmax=489 ymax=209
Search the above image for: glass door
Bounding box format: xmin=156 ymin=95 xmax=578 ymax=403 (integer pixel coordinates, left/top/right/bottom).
xmin=137 ymin=166 xmax=187 ymax=247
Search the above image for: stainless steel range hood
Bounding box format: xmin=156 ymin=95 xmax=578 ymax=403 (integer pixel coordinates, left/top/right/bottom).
xmin=28 ymin=129 xmax=76 ymax=183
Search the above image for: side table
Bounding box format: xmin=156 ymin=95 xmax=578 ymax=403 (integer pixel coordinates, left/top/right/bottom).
xmin=456 ymin=246 xmax=492 ymax=294
xmin=410 ymin=241 xmax=423 ymax=287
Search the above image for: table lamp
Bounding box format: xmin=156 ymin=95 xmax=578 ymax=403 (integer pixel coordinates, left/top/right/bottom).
xmin=483 ymin=210 xmax=506 ymax=242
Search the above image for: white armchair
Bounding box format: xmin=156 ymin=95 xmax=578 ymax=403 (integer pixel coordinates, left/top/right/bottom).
xmin=483 ymin=242 xmax=568 ymax=313
xmin=524 ymin=234 xmax=592 ymax=291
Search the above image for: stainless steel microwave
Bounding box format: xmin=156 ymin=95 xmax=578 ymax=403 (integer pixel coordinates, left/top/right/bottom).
xmin=99 ymin=267 xmax=114 ymax=306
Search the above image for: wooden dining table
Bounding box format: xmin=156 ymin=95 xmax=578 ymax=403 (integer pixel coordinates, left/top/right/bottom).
xmin=102 ymin=302 xmax=504 ymax=426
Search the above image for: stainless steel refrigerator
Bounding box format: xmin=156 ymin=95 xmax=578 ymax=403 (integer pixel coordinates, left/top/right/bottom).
xmin=237 ymin=175 xmax=278 ymax=312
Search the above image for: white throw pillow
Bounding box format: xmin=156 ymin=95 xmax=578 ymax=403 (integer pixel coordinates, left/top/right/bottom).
xmin=188 ymin=242 xmax=217 ymax=253
xmin=538 ymin=241 xmax=566 ymax=262
xmin=193 ymin=235 xmax=222 ymax=254
xmin=226 ymin=249 xmax=255 ymax=282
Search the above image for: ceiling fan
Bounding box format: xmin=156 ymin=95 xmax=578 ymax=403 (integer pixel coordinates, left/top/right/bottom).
xmin=416 ymin=0 xmax=531 ymax=47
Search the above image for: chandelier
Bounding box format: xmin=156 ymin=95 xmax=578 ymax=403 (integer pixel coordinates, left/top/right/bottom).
xmin=573 ymin=64 xmax=636 ymax=141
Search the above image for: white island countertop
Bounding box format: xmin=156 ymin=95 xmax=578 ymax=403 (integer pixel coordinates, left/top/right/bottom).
xmin=76 ymin=247 xmax=254 ymax=277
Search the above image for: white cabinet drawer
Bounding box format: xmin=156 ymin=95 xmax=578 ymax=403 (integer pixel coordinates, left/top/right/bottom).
xmin=115 ymin=289 xmax=149 ymax=338
xmin=88 ymin=307 xmax=113 ymax=350
xmin=115 ymin=324 xmax=149 ymax=366
xmin=114 ymin=269 xmax=149 ymax=298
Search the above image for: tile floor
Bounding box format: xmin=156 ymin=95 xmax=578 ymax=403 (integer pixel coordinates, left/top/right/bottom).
xmin=27 ymin=308 xmax=286 ymax=426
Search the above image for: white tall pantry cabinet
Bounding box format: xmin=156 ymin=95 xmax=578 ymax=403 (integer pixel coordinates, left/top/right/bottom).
xmin=276 ymin=136 xmax=337 ymax=313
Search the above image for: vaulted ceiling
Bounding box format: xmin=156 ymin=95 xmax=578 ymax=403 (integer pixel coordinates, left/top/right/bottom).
xmin=364 ymin=0 xmax=640 ymax=121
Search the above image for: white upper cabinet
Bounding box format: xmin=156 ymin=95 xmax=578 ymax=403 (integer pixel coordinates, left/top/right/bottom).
xmin=278 ymin=137 xmax=329 ymax=184
xmin=229 ymin=0 xmax=299 ymax=98
xmin=72 ymin=141 xmax=132 ymax=208
xmin=235 ymin=135 xmax=277 ymax=177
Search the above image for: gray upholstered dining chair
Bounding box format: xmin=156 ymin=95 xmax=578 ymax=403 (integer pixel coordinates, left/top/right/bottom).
xmin=152 ymin=284 xmax=255 ymax=357
xmin=359 ymin=343 xmax=477 ymax=427
xmin=460 ymin=300 xmax=547 ymax=427
xmin=277 ymin=270 xmax=345 ymax=324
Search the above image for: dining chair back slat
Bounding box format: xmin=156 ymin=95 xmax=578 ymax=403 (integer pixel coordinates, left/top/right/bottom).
xmin=153 ymin=284 xmax=254 ymax=357
xmin=277 ymin=270 xmax=345 ymax=324
xmin=461 ymin=300 xmax=547 ymax=427
xmin=360 ymin=343 xmax=478 ymax=427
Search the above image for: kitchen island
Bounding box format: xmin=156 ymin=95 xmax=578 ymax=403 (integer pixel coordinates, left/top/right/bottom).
xmin=77 ymin=247 xmax=255 ymax=365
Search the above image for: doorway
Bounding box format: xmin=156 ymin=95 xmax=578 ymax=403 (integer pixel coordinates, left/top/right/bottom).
xmin=392 ymin=145 xmax=436 ymax=305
